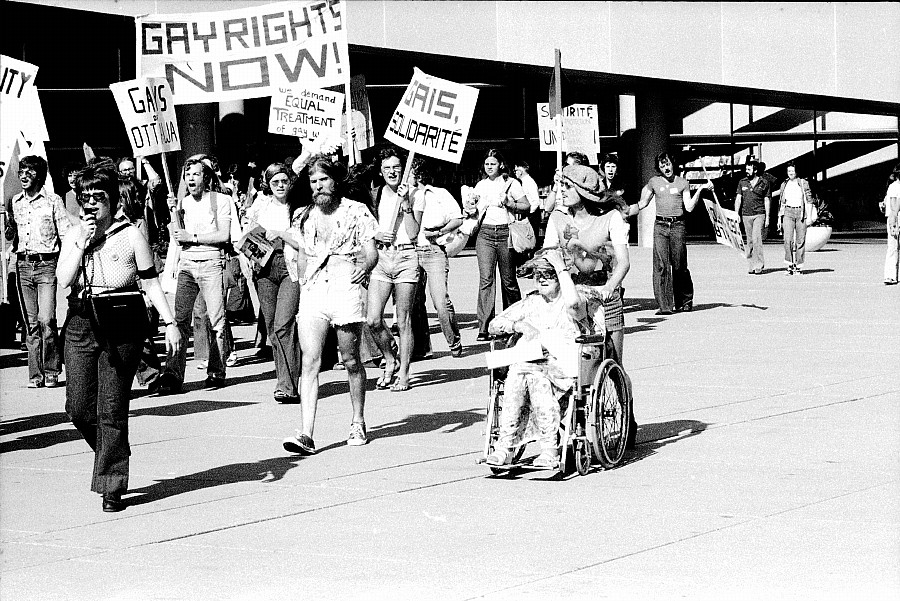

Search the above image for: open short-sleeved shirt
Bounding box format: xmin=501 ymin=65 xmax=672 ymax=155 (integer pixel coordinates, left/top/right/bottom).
xmin=736 ymin=177 xmax=770 ymax=216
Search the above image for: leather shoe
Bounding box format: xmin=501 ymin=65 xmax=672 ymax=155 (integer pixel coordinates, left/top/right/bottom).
xmin=204 ymin=376 xmax=226 ymax=390
xmin=476 ymin=333 xmax=493 ymax=342
xmin=102 ymin=492 xmax=126 ymax=512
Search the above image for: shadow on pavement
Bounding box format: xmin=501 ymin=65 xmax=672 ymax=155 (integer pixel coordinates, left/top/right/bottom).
xmin=368 ymin=408 xmax=484 ymax=441
xmin=126 ymin=455 xmax=303 ymax=506
xmin=0 ymin=352 xmax=28 ymax=369
xmin=131 ymin=399 xmax=257 ymax=417
xmin=615 ymin=419 xmax=709 ymax=468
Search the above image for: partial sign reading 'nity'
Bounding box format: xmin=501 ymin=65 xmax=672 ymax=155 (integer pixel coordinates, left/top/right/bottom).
xmin=268 ymin=86 xmax=343 ymax=141
xmin=110 ymin=77 xmax=181 ymax=156
xmin=384 ymin=67 xmax=479 ymax=164
xmin=137 ymin=0 xmax=349 ymax=105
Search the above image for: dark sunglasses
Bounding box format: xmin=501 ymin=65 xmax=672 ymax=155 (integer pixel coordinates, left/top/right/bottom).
xmin=534 ymin=269 xmax=558 ymax=281
xmin=78 ymin=191 xmax=109 ymax=205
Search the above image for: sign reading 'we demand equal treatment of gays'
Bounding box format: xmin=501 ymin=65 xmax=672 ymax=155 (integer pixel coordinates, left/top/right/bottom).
xmin=137 ymin=0 xmax=348 ymax=104
xmin=110 ymin=78 xmax=181 ymax=156
xmin=268 ymin=86 xmax=343 ymax=141
xmin=384 ymin=68 xmax=479 ymax=164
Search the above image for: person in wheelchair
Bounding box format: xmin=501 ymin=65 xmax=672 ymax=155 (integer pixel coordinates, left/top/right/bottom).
xmin=485 ymin=249 xmax=590 ymax=469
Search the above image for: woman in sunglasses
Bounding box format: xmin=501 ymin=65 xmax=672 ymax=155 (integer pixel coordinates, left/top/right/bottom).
xmin=242 ymin=163 xmax=306 ymax=402
xmin=57 ymin=163 xmax=181 ymax=512
xmin=542 ymin=164 xmax=637 ymax=449
xmin=485 ymin=249 xmax=589 ymax=469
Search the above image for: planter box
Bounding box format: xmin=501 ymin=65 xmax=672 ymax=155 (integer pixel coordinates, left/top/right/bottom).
xmin=807 ymin=226 xmax=832 ymax=252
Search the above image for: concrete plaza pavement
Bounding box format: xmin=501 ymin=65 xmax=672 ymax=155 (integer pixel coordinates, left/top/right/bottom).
xmin=1 ymin=240 xmax=898 ymax=600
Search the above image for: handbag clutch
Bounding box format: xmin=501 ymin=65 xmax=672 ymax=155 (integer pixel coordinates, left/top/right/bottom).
xmin=87 ymin=289 xmax=150 ymax=344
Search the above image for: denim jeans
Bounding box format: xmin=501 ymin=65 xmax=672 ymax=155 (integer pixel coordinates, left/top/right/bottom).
xmin=885 ymin=224 xmax=900 ymax=282
xmin=476 ymin=224 xmax=521 ymax=334
xmin=165 ymin=257 xmax=228 ymax=382
xmin=64 ymin=306 xmax=141 ymax=495
xmin=652 ymin=220 xmax=693 ymax=312
xmin=416 ymin=245 xmax=460 ymax=348
xmin=16 ymin=257 xmax=60 ymax=380
xmin=742 ymin=214 xmax=766 ymax=272
xmin=255 ymin=253 xmax=300 ymax=396
xmin=782 ymin=206 xmax=806 ymax=267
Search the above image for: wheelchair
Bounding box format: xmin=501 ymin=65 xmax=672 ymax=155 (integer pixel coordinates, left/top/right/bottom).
xmin=479 ymin=330 xmax=632 ymax=477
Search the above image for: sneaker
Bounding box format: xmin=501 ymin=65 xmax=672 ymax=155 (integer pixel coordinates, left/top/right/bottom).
xmin=28 ymin=376 xmax=44 ymax=389
xmin=347 ymin=422 xmax=368 ymax=446
xmin=196 ymin=360 xmax=208 ymax=370
xmin=449 ymin=341 xmax=464 ymax=358
xmin=476 ymin=333 xmax=493 ymax=342
xmin=225 ymin=354 xmax=238 ymax=367
xmin=44 ymin=373 xmax=59 ymax=388
xmin=204 ymin=376 xmax=225 ymax=390
xmin=283 ymin=431 xmax=316 ymax=455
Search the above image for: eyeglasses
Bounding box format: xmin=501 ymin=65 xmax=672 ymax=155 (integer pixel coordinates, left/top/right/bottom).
xmin=18 ymin=168 xmax=37 ymax=177
xmin=533 ymin=269 xmax=558 ymax=281
xmin=119 ymin=168 xmax=136 ymax=175
xmin=269 ymin=178 xmax=290 ymax=187
xmin=78 ymin=191 xmax=109 ymax=205
xmin=382 ymin=166 xmax=402 ymax=173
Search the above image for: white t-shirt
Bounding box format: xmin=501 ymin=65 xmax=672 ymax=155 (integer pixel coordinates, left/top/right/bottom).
xmin=782 ymin=179 xmax=804 ymax=208
xmin=519 ymin=172 xmax=541 ymax=213
xmin=474 ymin=176 xmax=525 ymax=226
xmin=245 ymin=194 xmax=291 ymax=232
xmin=415 ymin=185 xmax=463 ymax=246
xmin=377 ymin=185 xmax=425 ymax=245
xmin=885 ymin=180 xmax=900 ymax=217
xmin=181 ymin=191 xmax=231 ymax=260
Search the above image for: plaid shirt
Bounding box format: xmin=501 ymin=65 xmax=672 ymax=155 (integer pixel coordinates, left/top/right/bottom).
xmin=5 ymin=188 xmax=71 ymax=254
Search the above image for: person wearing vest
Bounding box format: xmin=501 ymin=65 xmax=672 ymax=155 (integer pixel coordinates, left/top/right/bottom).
xmin=156 ymin=157 xmax=232 ymax=394
xmin=776 ymin=162 xmax=813 ymax=275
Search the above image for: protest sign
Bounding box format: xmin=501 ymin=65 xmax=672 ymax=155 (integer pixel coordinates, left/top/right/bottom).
xmin=268 ymin=86 xmax=343 ymax=141
xmin=137 ymin=0 xmax=349 ymax=104
xmin=1 ymin=55 xmax=48 ymax=191
xmin=384 ymin=68 xmax=479 ymax=164
xmin=537 ymin=102 xmax=600 ymax=163
xmin=110 ymin=77 xmax=181 ymax=156
xmin=704 ymin=198 xmax=746 ymax=253
xmin=341 ymin=74 xmax=374 ymax=157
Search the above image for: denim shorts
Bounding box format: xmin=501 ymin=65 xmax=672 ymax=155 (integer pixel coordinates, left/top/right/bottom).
xmin=370 ymin=248 xmax=419 ymax=284
xmin=299 ymin=260 xmax=365 ymax=326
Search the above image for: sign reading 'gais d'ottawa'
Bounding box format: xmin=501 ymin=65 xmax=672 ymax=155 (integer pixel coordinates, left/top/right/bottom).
xmin=110 ymin=77 xmax=181 ymax=157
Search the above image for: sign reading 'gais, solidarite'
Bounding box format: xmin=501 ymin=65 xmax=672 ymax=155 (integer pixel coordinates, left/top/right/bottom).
xmin=384 ymin=68 xmax=479 ymax=164
xmin=110 ymin=77 xmax=181 ymax=156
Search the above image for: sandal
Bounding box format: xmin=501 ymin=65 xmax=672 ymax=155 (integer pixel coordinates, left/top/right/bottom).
xmin=375 ymin=361 xmax=400 ymax=390
xmin=532 ymin=451 xmax=560 ymax=470
xmin=390 ymin=381 xmax=411 ymax=392
xmin=485 ymin=449 xmax=511 ymax=466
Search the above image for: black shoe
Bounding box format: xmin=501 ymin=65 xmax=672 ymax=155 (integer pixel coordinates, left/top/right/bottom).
xmin=204 ymin=376 xmax=225 ymax=390
xmin=254 ymin=346 xmax=273 ymax=360
xmin=655 ymin=309 xmax=673 ymax=316
xmin=102 ymin=492 xmax=126 ymax=513
xmin=675 ymin=302 xmax=692 ymax=313
xmin=274 ymin=392 xmax=300 ymax=404
xmin=476 ymin=333 xmax=493 ymax=342
xmin=449 ymin=342 xmax=464 ymax=358
xmin=155 ymin=373 xmax=182 ymax=395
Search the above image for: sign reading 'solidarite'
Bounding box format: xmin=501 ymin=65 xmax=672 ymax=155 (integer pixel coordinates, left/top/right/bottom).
xmin=384 ymin=68 xmax=479 ymax=164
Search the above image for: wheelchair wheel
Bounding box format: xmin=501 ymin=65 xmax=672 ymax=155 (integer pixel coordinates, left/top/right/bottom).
xmin=574 ymin=439 xmax=591 ymax=476
xmin=587 ymin=359 xmax=631 ymax=469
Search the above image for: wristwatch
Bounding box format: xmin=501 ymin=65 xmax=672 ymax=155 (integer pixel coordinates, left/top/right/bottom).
xmin=192 ymin=233 xmax=198 ymax=244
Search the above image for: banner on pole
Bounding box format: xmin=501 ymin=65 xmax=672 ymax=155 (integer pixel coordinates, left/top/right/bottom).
xmin=384 ymin=68 xmax=479 ymax=164
xmin=537 ymin=103 xmax=599 ymax=163
xmin=703 ymin=199 xmax=746 ymax=253
xmin=341 ymin=74 xmax=374 ymax=155
xmin=110 ymin=77 xmax=181 ymax=156
xmin=1 ymin=55 xmax=48 ymax=189
xmin=137 ymin=0 xmax=349 ymax=105
xmin=268 ymin=86 xmax=343 ymax=141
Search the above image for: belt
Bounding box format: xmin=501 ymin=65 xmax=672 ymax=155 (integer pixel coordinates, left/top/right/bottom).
xmin=480 ymin=223 xmax=508 ymax=229
xmin=17 ymin=252 xmax=59 ymax=262
xmin=376 ymin=242 xmax=416 ymax=251
xmin=655 ymin=215 xmax=684 ymax=223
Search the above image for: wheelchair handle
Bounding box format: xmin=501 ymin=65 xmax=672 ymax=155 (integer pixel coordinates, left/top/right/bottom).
xmin=575 ymin=333 xmax=606 ymax=344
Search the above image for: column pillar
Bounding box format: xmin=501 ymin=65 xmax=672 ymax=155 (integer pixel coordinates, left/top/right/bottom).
xmin=170 ymin=103 xmax=216 ymax=194
xmin=635 ymin=92 xmax=669 ymax=248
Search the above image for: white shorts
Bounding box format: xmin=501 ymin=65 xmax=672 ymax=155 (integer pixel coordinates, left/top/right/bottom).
xmin=298 ymin=260 xmax=364 ymax=327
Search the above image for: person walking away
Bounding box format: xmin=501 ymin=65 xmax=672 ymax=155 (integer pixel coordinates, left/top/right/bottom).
xmin=282 ymin=156 xmax=378 ymax=453
xmin=628 ymin=152 xmax=710 ymax=314
xmin=881 ymin=163 xmax=900 ymax=285
xmin=411 ymin=157 xmax=464 ymax=358
xmin=156 ymin=157 xmax=231 ymax=393
xmin=735 ymin=159 xmax=771 ymax=275
xmin=775 ymin=162 xmax=813 ymax=275
xmin=471 ymin=149 xmax=528 ymax=340
xmin=3 ymin=155 xmax=71 ymax=388
xmin=57 ymin=163 xmax=180 ymax=512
